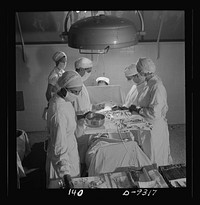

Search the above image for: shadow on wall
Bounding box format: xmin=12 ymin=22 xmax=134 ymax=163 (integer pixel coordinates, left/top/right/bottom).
xmin=35 ymin=46 xmax=56 ymax=78
xmin=35 ymin=45 xmax=56 ymax=104
xmin=16 ymin=47 xmax=30 ymax=86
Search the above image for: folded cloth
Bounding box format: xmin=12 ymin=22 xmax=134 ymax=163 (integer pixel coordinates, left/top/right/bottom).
xmin=17 ymin=152 xmax=26 ymax=178
xmin=42 ymin=107 xmax=48 ymax=121
xmin=17 ymin=129 xmax=31 ymax=162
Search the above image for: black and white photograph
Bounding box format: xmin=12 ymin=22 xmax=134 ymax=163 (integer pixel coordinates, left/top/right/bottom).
xmin=7 ymin=10 xmax=194 ymax=198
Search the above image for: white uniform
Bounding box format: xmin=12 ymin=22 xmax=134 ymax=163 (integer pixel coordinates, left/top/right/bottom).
xmin=48 ymin=67 xmax=65 ymax=91
xmin=137 ymin=75 xmax=173 ymax=166
xmin=46 ymin=95 xmax=80 ymax=187
xmin=72 ymin=84 xmax=92 ymax=164
xmin=42 ymin=67 xmax=65 ymax=121
xmin=73 ymin=84 xmax=92 ymax=116
xmin=123 ymin=82 xmax=146 ymax=108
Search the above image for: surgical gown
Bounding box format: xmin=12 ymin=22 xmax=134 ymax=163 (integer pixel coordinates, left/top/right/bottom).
xmin=73 ymin=84 xmax=92 ymax=116
xmin=123 ymin=82 xmax=146 ymax=108
xmin=48 ymin=67 xmax=65 ymax=91
xmin=46 ymin=95 xmax=80 ymax=187
xmin=73 ymin=84 xmax=92 ymax=163
xmin=136 ymin=75 xmax=173 ymax=166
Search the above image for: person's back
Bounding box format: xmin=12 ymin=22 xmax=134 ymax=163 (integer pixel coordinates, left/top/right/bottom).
xmin=45 ymin=70 xmax=83 ymax=188
xmin=47 ymin=95 xmax=77 ymax=152
xmin=137 ymin=75 xmax=168 ymax=122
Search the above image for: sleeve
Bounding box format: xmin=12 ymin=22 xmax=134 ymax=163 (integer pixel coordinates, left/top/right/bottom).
xmin=139 ymin=84 xmax=166 ymax=120
xmin=48 ymin=70 xmax=59 ymax=86
xmin=123 ymin=85 xmax=137 ymax=107
xmin=74 ymin=86 xmax=92 ymax=115
xmin=51 ymin=113 xmax=70 ymax=177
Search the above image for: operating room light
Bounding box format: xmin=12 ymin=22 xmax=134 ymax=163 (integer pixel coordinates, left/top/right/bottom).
xmin=67 ymin=15 xmax=139 ymax=50
xmin=60 ymin=11 xmax=145 ymax=54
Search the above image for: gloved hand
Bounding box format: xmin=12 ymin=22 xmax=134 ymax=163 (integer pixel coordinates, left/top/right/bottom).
xmin=112 ymin=105 xmax=129 ymax=111
xmin=97 ymin=103 xmax=105 ymax=110
xmin=93 ymin=103 xmax=105 ymax=111
xmin=77 ymin=111 xmax=92 ymax=120
xmin=83 ymin=111 xmax=93 ymax=118
xmin=112 ymin=105 xmax=121 ymax=111
xmin=128 ymin=104 xmax=139 ymax=113
xmin=120 ymin=106 xmax=129 ymax=110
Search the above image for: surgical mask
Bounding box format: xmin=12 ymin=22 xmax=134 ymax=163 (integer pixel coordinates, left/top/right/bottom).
xmin=137 ymin=73 xmax=146 ymax=82
xmin=126 ymin=77 xmax=133 ymax=84
xmin=64 ymin=90 xmax=78 ymax=102
xmin=81 ymin=71 xmax=91 ymax=82
xmin=58 ymin=62 xmax=66 ymax=70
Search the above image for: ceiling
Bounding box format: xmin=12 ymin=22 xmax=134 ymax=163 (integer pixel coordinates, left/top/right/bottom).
xmin=16 ymin=10 xmax=184 ymax=44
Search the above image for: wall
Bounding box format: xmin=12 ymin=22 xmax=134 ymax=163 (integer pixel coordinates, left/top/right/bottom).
xmin=16 ymin=42 xmax=185 ymax=131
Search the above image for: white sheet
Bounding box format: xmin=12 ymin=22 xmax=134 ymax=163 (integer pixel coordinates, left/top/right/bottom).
xmin=86 ymin=138 xmax=152 ymax=176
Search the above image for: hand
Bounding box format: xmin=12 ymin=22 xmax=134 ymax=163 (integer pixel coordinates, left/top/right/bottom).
xmin=120 ymin=106 xmax=129 ymax=110
xmin=77 ymin=114 xmax=85 ymax=120
xmin=128 ymin=104 xmax=138 ymax=113
xmin=83 ymin=111 xmax=93 ymax=118
xmin=95 ymin=103 xmax=105 ymax=111
xmin=112 ymin=105 xmax=120 ymax=111
xmin=98 ymin=103 xmax=105 ymax=110
xmin=77 ymin=111 xmax=92 ymax=120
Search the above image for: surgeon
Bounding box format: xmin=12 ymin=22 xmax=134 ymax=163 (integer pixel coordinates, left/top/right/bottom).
xmin=73 ymin=57 xmax=105 ymax=119
xmin=112 ymin=63 xmax=146 ymax=111
xmin=46 ymin=70 xmax=83 ymax=188
xmin=43 ymin=51 xmax=67 ymax=121
xmin=96 ymin=76 xmax=110 ymax=86
xmin=72 ymin=57 xmax=104 ymax=176
xmin=123 ymin=64 xmax=146 ymax=108
xmin=129 ymin=57 xmax=173 ymax=166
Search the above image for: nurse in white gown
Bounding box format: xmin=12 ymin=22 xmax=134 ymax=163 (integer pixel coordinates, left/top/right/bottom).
xmin=72 ymin=58 xmax=104 ymax=164
xmin=46 ymin=70 xmax=83 ymax=188
xmin=129 ymin=58 xmax=173 ymax=167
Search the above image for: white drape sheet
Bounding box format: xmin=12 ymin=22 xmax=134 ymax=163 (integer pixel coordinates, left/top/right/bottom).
xmin=86 ymin=85 xmax=126 ymax=105
xmin=85 ymin=137 xmax=152 ymax=177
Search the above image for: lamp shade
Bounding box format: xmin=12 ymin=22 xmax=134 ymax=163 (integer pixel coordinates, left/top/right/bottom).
xmin=67 ymin=15 xmax=138 ymax=50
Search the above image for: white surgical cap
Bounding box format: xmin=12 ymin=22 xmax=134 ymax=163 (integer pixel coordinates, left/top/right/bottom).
xmin=75 ymin=57 xmax=93 ymax=69
xmin=96 ymin=77 xmax=110 ymax=85
xmin=124 ymin=64 xmax=137 ymax=77
xmin=136 ymin=58 xmax=156 ymax=74
xmin=52 ymin=51 xmax=67 ymax=62
xmin=57 ymin=70 xmax=83 ymax=89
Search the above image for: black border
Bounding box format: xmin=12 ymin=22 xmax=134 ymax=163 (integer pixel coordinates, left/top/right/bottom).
xmin=5 ymin=8 xmax=195 ymax=200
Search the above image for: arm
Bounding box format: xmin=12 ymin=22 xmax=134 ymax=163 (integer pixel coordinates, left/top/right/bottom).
xmin=45 ymin=84 xmax=55 ymax=102
xmin=46 ymin=70 xmax=59 ymax=102
xmin=123 ymin=85 xmax=137 ymax=108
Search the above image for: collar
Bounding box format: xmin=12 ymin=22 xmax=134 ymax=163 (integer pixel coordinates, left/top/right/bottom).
xmin=55 ymin=67 xmax=65 ymax=75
